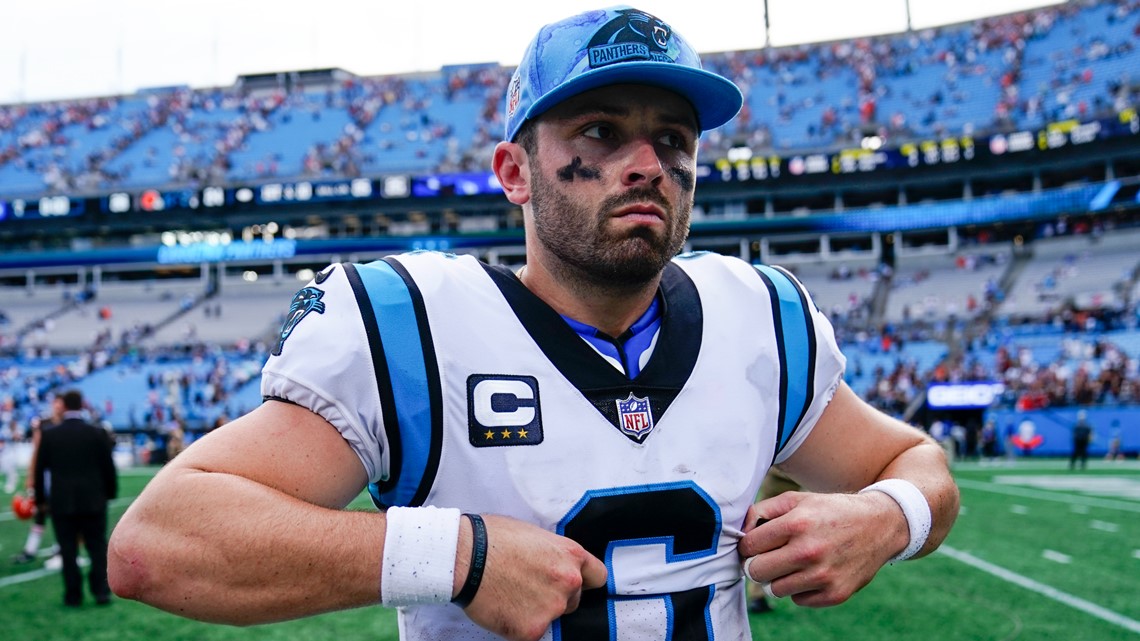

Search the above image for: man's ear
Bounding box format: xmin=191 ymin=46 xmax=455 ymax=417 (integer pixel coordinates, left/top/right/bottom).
xmin=493 ymin=141 xmax=531 ymax=205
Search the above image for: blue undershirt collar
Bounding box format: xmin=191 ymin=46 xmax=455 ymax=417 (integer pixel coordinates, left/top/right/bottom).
xmin=561 ymin=296 xmax=662 ymax=379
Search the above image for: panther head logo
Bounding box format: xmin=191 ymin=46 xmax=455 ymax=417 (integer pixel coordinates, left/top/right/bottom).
xmin=587 ymin=8 xmax=673 ymax=63
xmin=272 ymin=287 xmax=326 ymax=356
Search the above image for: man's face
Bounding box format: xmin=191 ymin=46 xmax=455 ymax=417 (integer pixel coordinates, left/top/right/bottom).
xmin=526 ymin=84 xmax=698 ymax=288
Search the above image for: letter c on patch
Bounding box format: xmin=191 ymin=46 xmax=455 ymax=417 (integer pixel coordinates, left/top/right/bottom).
xmin=466 ymin=375 xmax=543 ymax=446
xmin=473 ymin=379 xmax=535 ymax=427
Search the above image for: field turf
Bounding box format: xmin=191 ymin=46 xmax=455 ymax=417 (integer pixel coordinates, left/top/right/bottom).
xmin=2 ymin=459 xmax=1137 ymax=640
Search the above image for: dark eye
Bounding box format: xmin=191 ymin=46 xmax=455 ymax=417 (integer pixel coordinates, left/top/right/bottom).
xmin=583 ymin=124 xmax=614 ymax=140
xmin=658 ymin=132 xmax=686 ymax=149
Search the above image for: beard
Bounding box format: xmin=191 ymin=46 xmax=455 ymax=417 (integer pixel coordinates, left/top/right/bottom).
xmin=529 ymin=167 xmax=691 ymax=289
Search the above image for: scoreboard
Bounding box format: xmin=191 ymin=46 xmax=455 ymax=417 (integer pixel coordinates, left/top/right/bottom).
xmin=707 ymin=111 xmax=1137 ymax=184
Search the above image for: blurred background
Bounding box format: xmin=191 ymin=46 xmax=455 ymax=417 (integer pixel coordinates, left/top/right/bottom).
xmin=0 ymin=0 xmax=1137 ymax=638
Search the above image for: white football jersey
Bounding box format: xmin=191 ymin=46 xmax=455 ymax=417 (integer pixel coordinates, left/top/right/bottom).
xmin=262 ymin=251 xmax=845 ymax=641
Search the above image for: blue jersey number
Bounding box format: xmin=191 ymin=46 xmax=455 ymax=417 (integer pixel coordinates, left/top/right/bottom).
xmin=555 ymin=481 xmax=721 ymax=640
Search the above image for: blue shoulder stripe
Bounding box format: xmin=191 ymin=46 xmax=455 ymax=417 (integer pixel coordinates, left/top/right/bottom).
xmin=768 ymin=265 xmax=818 ymax=446
xmin=346 ymin=259 xmax=442 ymax=508
xmin=754 ymin=265 xmax=818 ymax=456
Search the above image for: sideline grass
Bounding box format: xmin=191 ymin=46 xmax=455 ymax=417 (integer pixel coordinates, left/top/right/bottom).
xmin=3 ymin=460 xmax=1137 ymax=640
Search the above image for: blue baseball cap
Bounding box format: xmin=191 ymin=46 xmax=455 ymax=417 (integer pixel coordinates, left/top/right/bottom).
xmin=504 ymin=5 xmax=743 ymax=142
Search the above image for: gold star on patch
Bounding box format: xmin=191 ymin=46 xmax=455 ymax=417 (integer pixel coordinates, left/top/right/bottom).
xmin=517 ymin=428 xmax=528 ymax=439
xmin=484 ymin=430 xmax=495 ymax=440
xmin=501 ymin=429 xmax=512 ymax=439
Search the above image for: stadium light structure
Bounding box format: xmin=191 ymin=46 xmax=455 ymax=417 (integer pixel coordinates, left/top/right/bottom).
xmin=763 ymin=0 xmax=771 ymax=48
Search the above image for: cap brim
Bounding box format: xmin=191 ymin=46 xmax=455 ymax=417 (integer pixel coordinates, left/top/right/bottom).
xmin=524 ymin=62 xmax=743 ymax=134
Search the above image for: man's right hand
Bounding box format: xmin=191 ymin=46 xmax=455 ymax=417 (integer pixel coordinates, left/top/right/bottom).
xmin=460 ymin=514 xmax=607 ymax=641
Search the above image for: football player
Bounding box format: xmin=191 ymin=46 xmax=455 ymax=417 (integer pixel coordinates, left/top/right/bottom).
xmin=109 ymin=7 xmax=959 ymax=641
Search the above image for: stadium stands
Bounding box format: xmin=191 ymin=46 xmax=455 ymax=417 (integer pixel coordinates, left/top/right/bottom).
xmin=0 ymin=1 xmax=1137 ymax=458
xmin=74 ymin=350 xmax=265 ymax=433
xmin=142 ymin=276 xmax=292 ymax=347
xmin=885 ymin=247 xmax=1011 ymax=323
xmin=0 ymin=0 xmax=1136 ymax=198
xmin=788 ymin=258 xmax=879 ymax=323
xmin=999 ymin=226 xmax=1140 ymax=319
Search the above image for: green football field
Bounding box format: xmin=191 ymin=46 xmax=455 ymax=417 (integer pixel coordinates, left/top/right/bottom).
xmin=3 ymin=459 xmax=1138 ymax=640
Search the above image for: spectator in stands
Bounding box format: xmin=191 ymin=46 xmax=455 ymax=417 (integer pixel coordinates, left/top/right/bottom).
xmin=165 ymin=418 xmax=186 ymax=461
xmin=2 ymin=0 xmax=1136 ymax=195
xmin=108 ymin=7 xmax=959 ymax=640
xmin=208 ymin=413 xmax=230 ymax=433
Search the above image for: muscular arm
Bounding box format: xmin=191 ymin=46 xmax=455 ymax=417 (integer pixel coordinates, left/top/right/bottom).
xmin=109 ymin=400 xmax=606 ymax=639
xmin=108 ymin=400 xmax=382 ymax=623
xmin=740 ymin=382 xmax=959 ymax=605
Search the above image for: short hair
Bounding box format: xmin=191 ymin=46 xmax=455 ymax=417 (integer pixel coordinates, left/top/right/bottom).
xmin=60 ymin=389 xmax=84 ymax=411
xmin=515 ymin=119 xmax=538 ymax=156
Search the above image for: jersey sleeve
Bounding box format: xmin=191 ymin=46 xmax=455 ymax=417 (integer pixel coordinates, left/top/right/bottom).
xmin=753 ymin=264 xmax=846 ymax=464
xmin=260 ymin=264 xmax=390 ymax=483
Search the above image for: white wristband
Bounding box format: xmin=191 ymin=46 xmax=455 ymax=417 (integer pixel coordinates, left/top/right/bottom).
xmin=859 ymin=479 xmax=931 ymax=562
xmin=380 ymin=506 xmax=461 ymax=607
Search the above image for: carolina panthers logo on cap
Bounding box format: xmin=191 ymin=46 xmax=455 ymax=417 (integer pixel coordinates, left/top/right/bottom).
xmin=587 ymin=8 xmax=674 ymax=69
xmin=272 ymin=287 xmax=326 ymax=356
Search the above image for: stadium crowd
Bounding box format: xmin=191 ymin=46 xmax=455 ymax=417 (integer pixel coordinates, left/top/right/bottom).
xmin=850 ymin=307 xmax=1140 ymax=417
xmin=0 ymin=1 xmax=1137 ymax=462
xmin=0 ymin=0 xmax=1135 ymax=197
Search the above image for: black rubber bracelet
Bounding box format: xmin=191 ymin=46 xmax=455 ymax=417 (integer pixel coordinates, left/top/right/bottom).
xmin=452 ymin=513 xmax=487 ymax=608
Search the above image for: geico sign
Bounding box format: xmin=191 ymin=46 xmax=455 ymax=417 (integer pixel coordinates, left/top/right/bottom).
xmin=927 ymin=383 xmax=1004 ymax=409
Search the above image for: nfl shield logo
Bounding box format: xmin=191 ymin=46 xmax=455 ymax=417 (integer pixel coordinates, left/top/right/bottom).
xmin=616 ymin=393 xmax=655 ymax=441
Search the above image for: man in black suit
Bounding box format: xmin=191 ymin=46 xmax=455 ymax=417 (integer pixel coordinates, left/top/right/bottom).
xmin=34 ymin=389 xmax=118 ymax=607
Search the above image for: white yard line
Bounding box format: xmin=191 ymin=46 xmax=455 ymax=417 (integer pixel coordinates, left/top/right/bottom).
xmin=1042 ymin=549 xmax=1071 ymax=564
xmin=954 ymin=461 xmax=1140 ymax=473
xmin=0 ymin=567 xmax=56 ymax=588
xmin=940 ymin=545 xmax=1140 ymax=635
xmin=1089 ymin=520 xmax=1120 ymax=533
xmin=955 ymin=479 xmax=1140 ymax=513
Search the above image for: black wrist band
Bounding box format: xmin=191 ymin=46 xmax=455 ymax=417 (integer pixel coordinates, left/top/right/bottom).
xmin=452 ymin=513 xmax=487 ymax=608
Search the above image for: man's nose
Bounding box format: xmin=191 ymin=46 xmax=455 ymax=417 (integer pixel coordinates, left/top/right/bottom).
xmin=620 ymin=138 xmax=664 ymax=187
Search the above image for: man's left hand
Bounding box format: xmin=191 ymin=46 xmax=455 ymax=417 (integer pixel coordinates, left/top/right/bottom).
xmin=738 ymin=490 xmax=908 ymax=607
